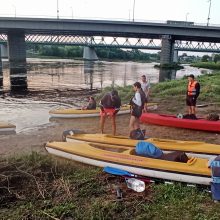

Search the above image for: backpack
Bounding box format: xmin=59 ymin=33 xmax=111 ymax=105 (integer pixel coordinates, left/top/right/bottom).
xmin=135 ymin=141 xmax=163 ymax=159
xmin=206 ymin=113 xmax=219 ymax=121
xmin=130 ymin=129 xmax=145 ymax=140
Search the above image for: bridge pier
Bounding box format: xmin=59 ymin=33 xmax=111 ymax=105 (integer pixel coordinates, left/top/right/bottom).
xmin=0 ymin=48 xmax=2 ymax=73
xmin=8 ymin=31 xmax=27 ymax=73
xmin=160 ymin=35 xmax=175 ymax=65
xmin=83 ymin=46 xmax=98 ymax=61
xmin=173 ymin=50 xmax=178 ymax=63
xmin=7 ymin=31 xmax=27 ymax=92
xmin=0 ymin=44 xmax=8 ymax=58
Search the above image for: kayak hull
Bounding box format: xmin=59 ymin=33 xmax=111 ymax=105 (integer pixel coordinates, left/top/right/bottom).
xmin=140 ymin=113 xmax=220 ymax=133
xmin=45 ymin=141 xmax=211 ymax=185
xmin=65 ymin=133 xmax=220 ymax=159
xmin=0 ymin=122 xmax=16 ymax=132
xmin=49 ymin=103 xmax=157 ymax=118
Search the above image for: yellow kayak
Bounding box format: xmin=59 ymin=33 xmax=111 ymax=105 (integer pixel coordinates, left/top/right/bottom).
xmin=0 ymin=122 xmax=16 ymax=132
xmin=49 ymin=103 xmax=158 ymax=118
xmin=45 ymin=141 xmax=211 ymax=185
xmin=65 ymin=133 xmax=220 ymax=158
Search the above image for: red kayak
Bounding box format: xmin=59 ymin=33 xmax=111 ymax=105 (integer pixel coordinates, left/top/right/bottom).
xmin=140 ymin=113 xmax=220 ymax=133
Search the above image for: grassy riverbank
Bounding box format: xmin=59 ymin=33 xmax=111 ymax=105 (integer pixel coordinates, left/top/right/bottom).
xmin=1 ymin=152 xmax=220 ymax=220
xmin=191 ymin=62 xmax=220 ymax=70
xmin=1 ymin=72 xmax=220 ymax=219
xmin=97 ymin=71 xmax=220 ymax=106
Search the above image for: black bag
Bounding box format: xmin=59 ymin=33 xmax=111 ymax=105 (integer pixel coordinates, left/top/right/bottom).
xmin=160 ymin=151 xmax=189 ymax=163
xmin=183 ymin=114 xmax=197 ymax=120
xmin=206 ymin=113 xmax=219 ymax=121
xmin=130 ymin=129 xmax=145 ymax=140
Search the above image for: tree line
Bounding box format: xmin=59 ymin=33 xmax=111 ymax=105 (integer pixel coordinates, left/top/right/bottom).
xmin=26 ymin=44 xmax=160 ymax=61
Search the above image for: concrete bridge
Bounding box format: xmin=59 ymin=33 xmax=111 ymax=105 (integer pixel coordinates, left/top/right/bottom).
xmin=1 ymin=17 xmax=220 ymax=74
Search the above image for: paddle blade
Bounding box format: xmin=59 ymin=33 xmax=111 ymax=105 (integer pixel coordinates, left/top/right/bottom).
xmin=103 ymin=166 xmax=134 ymax=177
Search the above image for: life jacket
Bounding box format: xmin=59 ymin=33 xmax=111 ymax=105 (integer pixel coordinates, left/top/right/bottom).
xmin=187 ymin=80 xmax=198 ymax=96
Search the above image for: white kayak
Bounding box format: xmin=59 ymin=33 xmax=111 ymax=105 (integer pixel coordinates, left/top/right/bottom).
xmin=49 ymin=103 xmax=158 ymax=118
xmin=0 ymin=122 xmax=16 ymax=132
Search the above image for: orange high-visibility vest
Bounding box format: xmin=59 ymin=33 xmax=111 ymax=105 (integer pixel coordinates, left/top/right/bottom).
xmin=187 ymin=81 xmax=198 ymax=96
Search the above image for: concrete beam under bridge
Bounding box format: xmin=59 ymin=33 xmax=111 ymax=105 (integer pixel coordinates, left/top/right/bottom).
xmin=8 ymin=31 xmax=27 ymax=74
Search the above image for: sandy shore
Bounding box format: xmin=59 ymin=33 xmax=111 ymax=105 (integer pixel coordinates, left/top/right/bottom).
xmin=0 ymin=110 xmax=220 ymax=157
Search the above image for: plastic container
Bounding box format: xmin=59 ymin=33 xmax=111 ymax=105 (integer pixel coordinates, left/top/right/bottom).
xmin=125 ymin=178 xmax=145 ymax=192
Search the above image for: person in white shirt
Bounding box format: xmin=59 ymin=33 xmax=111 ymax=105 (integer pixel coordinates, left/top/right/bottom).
xmin=129 ymin=82 xmax=146 ymax=133
xmin=140 ymin=75 xmax=150 ymax=112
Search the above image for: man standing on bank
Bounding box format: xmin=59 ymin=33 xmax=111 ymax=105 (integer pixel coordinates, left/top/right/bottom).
xmin=100 ymin=90 xmax=121 ymax=136
xmin=140 ymin=75 xmax=150 ymax=112
xmin=186 ymin=74 xmax=200 ymax=116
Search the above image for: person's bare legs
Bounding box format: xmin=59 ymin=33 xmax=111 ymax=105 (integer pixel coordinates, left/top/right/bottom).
xmin=129 ymin=115 xmax=136 ymax=133
xmin=191 ymin=106 xmax=196 ymax=115
xmin=188 ymin=106 xmax=192 ymax=114
xmin=100 ymin=115 xmax=106 ymax=134
xmin=111 ymin=116 xmax=116 ymax=136
xmin=134 ymin=118 xmax=140 ymax=130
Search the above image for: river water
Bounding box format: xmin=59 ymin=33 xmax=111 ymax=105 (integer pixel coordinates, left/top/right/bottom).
xmin=0 ymin=58 xmax=211 ymax=133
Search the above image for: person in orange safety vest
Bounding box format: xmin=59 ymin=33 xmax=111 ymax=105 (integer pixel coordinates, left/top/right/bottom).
xmin=186 ymin=74 xmax=200 ymax=116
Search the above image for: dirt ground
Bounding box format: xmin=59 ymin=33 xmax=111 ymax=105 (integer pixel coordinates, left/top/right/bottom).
xmin=0 ymin=98 xmax=220 ymax=157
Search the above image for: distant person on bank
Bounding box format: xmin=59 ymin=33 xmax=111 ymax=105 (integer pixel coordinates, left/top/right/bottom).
xmin=100 ymin=90 xmax=121 ymax=136
xmin=82 ymin=96 xmax=96 ymax=110
xmin=186 ymin=74 xmax=200 ymax=116
xmin=140 ymin=75 xmax=151 ymax=112
xmin=129 ymin=82 xmax=146 ymax=134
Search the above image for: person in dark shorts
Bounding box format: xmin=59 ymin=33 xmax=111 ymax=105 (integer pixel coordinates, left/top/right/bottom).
xmin=99 ymin=90 xmax=121 ymax=135
xmin=186 ymin=74 xmax=200 ymax=116
xmin=129 ymin=82 xmax=146 ymax=134
xmin=82 ymin=96 xmax=96 ymax=110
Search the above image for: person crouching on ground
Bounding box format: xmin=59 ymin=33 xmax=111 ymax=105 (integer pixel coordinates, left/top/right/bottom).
xmin=82 ymin=96 xmax=96 ymax=110
xmin=129 ymin=82 xmax=146 ymax=134
xmin=100 ymin=90 xmax=121 ymax=136
xmin=186 ymin=74 xmax=200 ymax=116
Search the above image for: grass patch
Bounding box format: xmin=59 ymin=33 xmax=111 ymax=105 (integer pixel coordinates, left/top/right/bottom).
xmin=96 ymin=71 xmax=220 ymax=107
xmin=1 ymin=152 xmax=220 ymax=219
xmin=191 ymin=62 xmax=220 ymax=70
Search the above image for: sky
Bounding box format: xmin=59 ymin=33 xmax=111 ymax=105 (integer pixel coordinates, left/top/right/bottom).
xmin=0 ymin=0 xmax=219 ymax=25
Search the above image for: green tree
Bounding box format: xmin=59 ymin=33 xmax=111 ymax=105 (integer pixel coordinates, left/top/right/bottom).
xmin=201 ymin=55 xmax=211 ymax=62
xmin=213 ymin=54 xmax=220 ymax=63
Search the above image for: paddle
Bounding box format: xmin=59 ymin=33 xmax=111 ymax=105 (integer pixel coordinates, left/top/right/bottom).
xmin=103 ymin=166 xmax=151 ymax=183
xmin=104 ymin=166 xmax=135 ymax=177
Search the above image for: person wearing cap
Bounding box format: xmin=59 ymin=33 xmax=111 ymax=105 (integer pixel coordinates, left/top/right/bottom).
xmin=186 ymin=74 xmax=200 ymax=116
xmin=99 ymin=90 xmax=121 ymax=135
xmin=140 ymin=75 xmax=151 ymax=112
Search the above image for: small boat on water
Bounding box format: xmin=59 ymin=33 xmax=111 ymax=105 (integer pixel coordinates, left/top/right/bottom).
xmin=0 ymin=122 xmax=16 ymax=132
xmin=140 ymin=113 xmax=220 ymax=133
xmin=65 ymin=133 xmax=220 ymax=159
xmin=45 ymin=141 xmax=212 ymax=185
xmin=49 ymin=103 xmax=158 ymax=118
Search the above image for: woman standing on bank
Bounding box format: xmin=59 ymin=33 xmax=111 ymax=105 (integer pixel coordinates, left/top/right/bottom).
xmin=129 ymin=82 xmax=146 ymax=134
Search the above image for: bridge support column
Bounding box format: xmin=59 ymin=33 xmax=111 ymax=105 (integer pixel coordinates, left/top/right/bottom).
xmin=7 ymin=31 xmax=27 ymax=93
xmin=8 ymin=31 xmax=26 ymax=72
xmin=0 ymin=48 xmax=2 ymax=73
xmin=173 ymin=50 xmax=178 ymax=63
xmin=83 ymin=46 xmax=98 ymax=61
xmin=0 ymin=44 xmax=8 ymax=58
xmin=160 ymin=35 xmax=174 ymax=65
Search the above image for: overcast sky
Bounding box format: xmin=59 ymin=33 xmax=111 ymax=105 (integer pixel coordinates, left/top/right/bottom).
xmin=0 ymin=0 xmax=219 ymax=25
